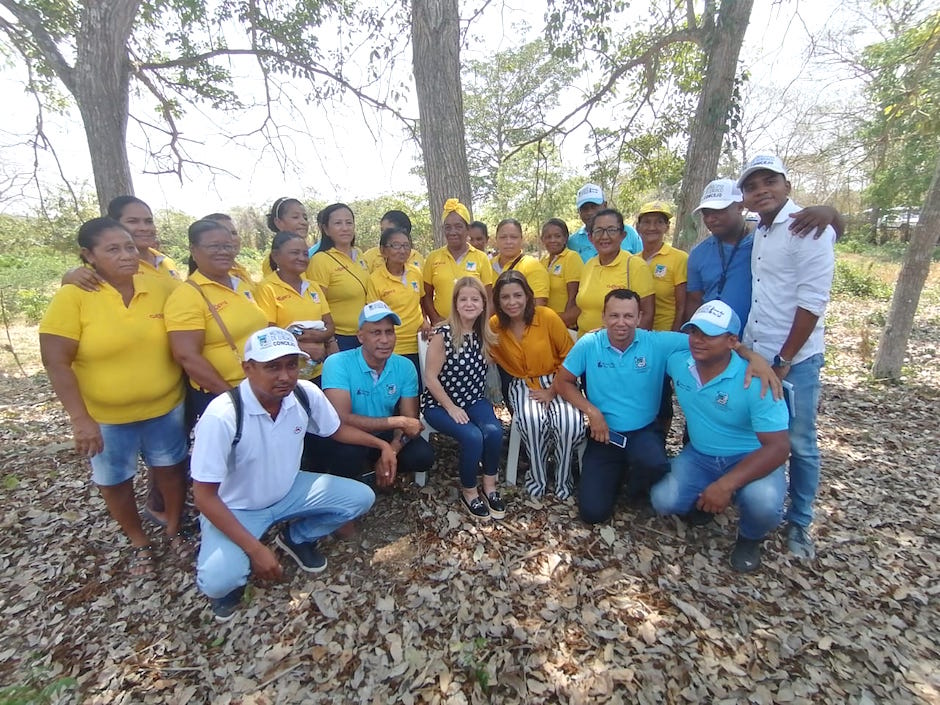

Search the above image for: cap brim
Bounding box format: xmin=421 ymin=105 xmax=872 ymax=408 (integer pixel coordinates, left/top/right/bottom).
xmin=693 ymin=199 xmax=738 ymax=213
xmin=737 ymin=166 xmax=786 ymax=188
xmin=246 ymin=349 xmax=310 ymax=363
xmin=680 ymin=321 xmax=731 ymax=336
xmin=361 ymin=313 xmax=402 ymax=326
xmin=576 ymin=198 xmax=604 ymax=208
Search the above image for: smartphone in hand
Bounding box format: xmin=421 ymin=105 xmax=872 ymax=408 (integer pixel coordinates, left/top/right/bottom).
xmin=608 ymin=431 xmax=628 ymax=448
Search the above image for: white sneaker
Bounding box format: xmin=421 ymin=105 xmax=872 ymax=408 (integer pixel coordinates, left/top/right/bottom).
xmin=786 ymin=523 xmax=816 ymax=559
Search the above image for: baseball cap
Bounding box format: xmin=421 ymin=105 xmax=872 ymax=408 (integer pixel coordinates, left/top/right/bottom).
xmin=358 ymin=301 xmax=402 ymax=328
xmin=637 ymin=200 xmax=673 ymax=219
xmin=693 ymin=179 xmax=743 ymax=213
xmin=681 ymin=301 xmax=741 ymax=337
xmin=576 ymin=184 xmax=605 ymax=209
xmin=244 ymin=326 xmax=310 ymax=362
xmin=737 ymin=154 xmax=787 ymax=187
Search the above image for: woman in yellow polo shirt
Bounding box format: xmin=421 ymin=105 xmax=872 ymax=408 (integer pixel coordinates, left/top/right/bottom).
xmin=165 ymin=219 xmax=268 ymax=422
xmin=367 ymin=226 xmax=430 ymax=384
xmin=489 ymin=218 xmax=550 ymax=307
xmin=40 ymin=218 xmax=188 ymax=577
xmin=362 ymin=210 xmax=425 ymax=273
xmin=539 ymin=218 xmax=582 ymax=329
xmin=306 ymin=203 xmax=371 ymax=351
xmin=422 ymin=198 xmax=494 ymax=324
xmin=489 ymin=270 xmax=585 ymax=499
xmin=256 ymin=231 xmax=338 ymax=383
xmin=576 ymin=209 xmax=655 ymax=335
xmin=637 ymin=201 xmax=688 ymax=332
xmin=262 ymin=197 xmax=314 ymax=276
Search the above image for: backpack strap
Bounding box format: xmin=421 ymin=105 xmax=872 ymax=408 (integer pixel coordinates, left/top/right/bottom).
xmin=293 ymin=385 xmax=311 ymax=418
xmin=227 ymin=386 xmax=244 ymax=447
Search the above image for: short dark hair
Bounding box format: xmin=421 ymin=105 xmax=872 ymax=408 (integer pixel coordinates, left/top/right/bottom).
xmin=591 ymin=208 xmax=624 ymax=233
xmin=493 ymin=270 xmax=536 ymax=328
xmin=187 ymin=219 xmax=230 ymax=274
xmin=106 ymin=196 xmax=149 ymax=220
xmin=469 ymin=220 xmax=488 ymax=237
xmin=269 ymin=230 xmax=306 ymax=272
xmin=495 ymin=218 xmax=522 ymax=233
xmin=381 ymin=209 xmax=412 ymax=234
xmin=380 ymin=226 xmax=412 ymax=248
xmin=266 ymin=197 xmax=303 ymax=233
xmin=202 ymin=212 xmax=232 ymax=222
xmin=541 ymin=218 xmax=570 ymax=239
xmin=603 ymin=288 xmax=640 ymax=311
xmin=77 ymin=217 xmax=128 ymax=263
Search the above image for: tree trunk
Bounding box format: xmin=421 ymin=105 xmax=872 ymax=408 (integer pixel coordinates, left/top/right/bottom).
xmin=411 ymin=0 xmax=473 ymax=247
xmin=673 ymin=0 xmax=754 ymax=251
xmin=872 ymin=153 xmax=940 ymax=380
xmin=73 ymin=0 xmax=139 ymax=211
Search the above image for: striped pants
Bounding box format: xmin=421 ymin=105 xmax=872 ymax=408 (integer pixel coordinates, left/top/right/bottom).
xmin=508 ymin=374 xmax=586 ymax=499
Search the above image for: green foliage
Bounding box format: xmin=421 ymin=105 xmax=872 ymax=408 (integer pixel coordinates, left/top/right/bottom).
xmin=456 ymin=637 xmax=490 ymax=689
xmin=0 ymin=658 xmax=76 ymax=705
xmin=832 ymin=259 xmax=892 ymax=300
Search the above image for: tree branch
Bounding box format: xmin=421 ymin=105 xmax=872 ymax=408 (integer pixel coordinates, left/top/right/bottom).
xmin=0 ymin=0 xmax=74 ymax=90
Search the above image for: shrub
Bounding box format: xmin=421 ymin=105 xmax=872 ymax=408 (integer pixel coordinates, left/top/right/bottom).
xmin=832 ymin=260 xmax=892 ymax=300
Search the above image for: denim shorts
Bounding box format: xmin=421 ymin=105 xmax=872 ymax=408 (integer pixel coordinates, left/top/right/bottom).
xmin=90 ymin=403 xmax=188 ymax=486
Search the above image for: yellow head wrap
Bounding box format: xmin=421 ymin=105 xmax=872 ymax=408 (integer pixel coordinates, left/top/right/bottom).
xmin=442 ymin=198 xmax=471 ymax=225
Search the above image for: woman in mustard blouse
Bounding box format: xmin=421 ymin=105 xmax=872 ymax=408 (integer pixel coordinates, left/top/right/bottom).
xmin=164 ymin=219 xmax=268 ymax=423
xmin=306 ymin=203 xmax=371 ymax=351
xmin=489 ymin=270 xmax=586 ymax=499
xmin=40 ymin=218 xmax=188 ymax=576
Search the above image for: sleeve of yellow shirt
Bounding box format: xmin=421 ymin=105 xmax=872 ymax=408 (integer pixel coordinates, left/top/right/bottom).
xmin=546 ymin=307 xmax=574 ymax=358
xmin=674 ymin=250 xmax=689 ymax=286
xmin=565 ymin=253 xmax=583 ymax=283
xmin=164 ymin=283 xmax=208 ymax=332
xmin=305 ymin=252 xmax=333 ymax=289
xmin=521 ymin=258 xmax=550 ymax=299
xmin=628 ymin=256 xmax=656 ymax=298
xmin=254 ymin=280 xmax=279 ymax=324
xmin=38 ymin=286 xmax=82 ymax=340
xmin=478 ymin=254 xmax=495 ymax=286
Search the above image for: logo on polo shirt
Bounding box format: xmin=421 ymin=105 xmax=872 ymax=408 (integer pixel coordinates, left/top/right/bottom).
xmin=386 ymin=384 xmax=397 ymax=395
xmin=553 ymin=264 xmax=562 ymax=275
xmin=309 ymin=291 xmax=320 ymax=303
xmin=596 ymin=361 xmax=615 ymax=368
xmin=294 ymin=426 xmax=303 ymax=434
xmin=411 ymin=281 xmax=419 ymax=291
xmin=244 ymin=291 xmax=253 ymax=301
xmin=634 ymin=356 xmax=647 ymax=369
xmin=715 ymin=392 xmax=729 ymax=406
xmin=654 ymin=264 xmax=667 ymax=278
xmin=356 ymin=389 xmax=370 ymax=396
xmin=466 ymin=262 xmax=477 ymax=272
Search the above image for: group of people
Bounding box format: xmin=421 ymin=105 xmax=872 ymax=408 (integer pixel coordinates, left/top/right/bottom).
xmin=39 ymin=153 xmax=837 ymax=621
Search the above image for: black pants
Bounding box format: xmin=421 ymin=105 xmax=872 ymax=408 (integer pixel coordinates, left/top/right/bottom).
xmin=301 ymin=429 xmax=434 ymax=483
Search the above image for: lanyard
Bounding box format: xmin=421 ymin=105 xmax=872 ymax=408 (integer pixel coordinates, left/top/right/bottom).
xmin=715 ymin=224 xmax=747 ymax=296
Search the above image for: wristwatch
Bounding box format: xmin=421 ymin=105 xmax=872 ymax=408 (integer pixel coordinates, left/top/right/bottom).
xmin=773 ymin=354 xmax=792 ymax=368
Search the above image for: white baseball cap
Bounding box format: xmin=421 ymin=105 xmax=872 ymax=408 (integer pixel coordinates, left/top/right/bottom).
xmin=681 ymin=301 xmax=741 ymax=337
xmin=737 ymin=154 xmax=787 ymax=187
xmin=693 ymin=179 xmax=743 ymax=213
xmin=576 ymin=183 xmax=605 ymax=209
xmin=358 ymin=301 xmax=402 ymax=327
xmin=244 ymin=326 xmax=310 ymax=362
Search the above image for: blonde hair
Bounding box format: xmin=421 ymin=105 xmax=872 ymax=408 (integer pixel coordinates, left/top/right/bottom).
xmin=441 ymin=276 xmax=496 ymax=356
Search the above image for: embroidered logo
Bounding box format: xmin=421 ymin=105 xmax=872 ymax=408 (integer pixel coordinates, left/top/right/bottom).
xmin=411 ymin=281 xmax=419 ymax=291
xmin=466 ymin=261 xmax=477 ymax=272
xmin=386 ymin=384 xmax=397 ymax=395
xmin=634 ymin=356 xmax=647 ymax=369
xmin=654 ymin=264 xmax=667 ymax=278
xmin=310 ymin=292 xmax=320 ymax=303
xmin=553 ymin=264 xmax=562 ymax=274
xmin=715 ymin=392 xmax=729 ymax=406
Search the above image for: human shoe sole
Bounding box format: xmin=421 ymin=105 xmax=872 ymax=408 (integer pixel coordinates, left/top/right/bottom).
xmin=460 ymin=497 xmax=491 ymax=521
xmin=275 ymin=534 xmax=328 ymax=573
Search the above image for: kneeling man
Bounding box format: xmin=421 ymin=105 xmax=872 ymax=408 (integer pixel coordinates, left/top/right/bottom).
xmin=192 ymin=327 xmax=396 ymax=621
xmin=651 ymin=302 xmax=790 ymax=572
xmin=319 ymin=302 xmax=434 ymax=485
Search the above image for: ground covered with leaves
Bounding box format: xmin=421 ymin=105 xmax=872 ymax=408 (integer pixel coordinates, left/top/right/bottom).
xmin=1 ymin=294 xmax=938 ymax=704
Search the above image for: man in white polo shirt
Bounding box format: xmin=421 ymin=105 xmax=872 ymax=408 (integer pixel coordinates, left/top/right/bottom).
xmin=191 ymin=326 xmax=395 ymax=621
xmin=738 ymin=155 xmax=835 ymax=559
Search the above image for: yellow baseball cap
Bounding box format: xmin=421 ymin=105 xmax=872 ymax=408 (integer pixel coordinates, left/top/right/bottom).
xmin=637 ymin=200 xmax=673 ymax=219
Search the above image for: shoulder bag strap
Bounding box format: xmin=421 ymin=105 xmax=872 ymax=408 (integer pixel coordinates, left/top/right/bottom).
xmin=185 ymin=279 xmax=239 ymax=357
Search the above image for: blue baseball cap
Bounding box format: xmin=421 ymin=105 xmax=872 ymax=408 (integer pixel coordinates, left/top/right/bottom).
xmin=358 ymin=301 xmax=402 ymax=328
xmin=681 ymin=301 xmax=741 ymax=337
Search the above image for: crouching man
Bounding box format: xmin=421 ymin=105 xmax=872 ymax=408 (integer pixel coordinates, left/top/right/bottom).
xmin=192 ymin=327 xmax=396 ymax=621
xmin=651 ymin=302 xmax=790 ymax=572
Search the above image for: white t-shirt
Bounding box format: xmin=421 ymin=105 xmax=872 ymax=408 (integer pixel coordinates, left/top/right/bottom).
xmin=191 ymin=379 xmax=341 ymax=510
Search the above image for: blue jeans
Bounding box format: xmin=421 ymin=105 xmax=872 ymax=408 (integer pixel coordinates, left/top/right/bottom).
xmin=423 ymin=399 xmax=502 ymax=488
xmin=651 ymin=446 xmax=786 ymax=540
xmin=196 ymin=471 xmax=375 ymax=598
xmin=785 ymin=353 xmax=824 ymax=528
xmin=578 ymin=424 xmax=670 ymax=524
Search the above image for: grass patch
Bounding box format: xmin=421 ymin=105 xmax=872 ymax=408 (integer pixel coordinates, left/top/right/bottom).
xmin=832 ymin=260 xmax=892 ymax=300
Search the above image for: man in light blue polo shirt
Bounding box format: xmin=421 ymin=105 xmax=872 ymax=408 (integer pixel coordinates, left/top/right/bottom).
xmin=651 ymin=301 xmax=790 ymax=572
xmin=318 ymin=302 xmax=434 ymax=486
xmin=567 ymin=183 xmax=642 ymax=262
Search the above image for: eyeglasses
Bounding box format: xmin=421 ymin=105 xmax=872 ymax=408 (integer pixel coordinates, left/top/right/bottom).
xmin=383 ymin=242 xmax=411 ymax=251
xmin=591 ymin=226 xmax=622 ymax=238
xmin=200 ymin=243 xmax=238 ymax=253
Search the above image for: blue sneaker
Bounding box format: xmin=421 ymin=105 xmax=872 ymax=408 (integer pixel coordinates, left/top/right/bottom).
xmin=275 ymin=527 xmax=327 ymax=573
xmin=786 ymin=523 xmax=816 ymax=559
xmin=210 ymin=586 xmax=245 ymax=623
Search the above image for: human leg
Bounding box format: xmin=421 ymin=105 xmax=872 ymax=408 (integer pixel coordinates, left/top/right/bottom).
xmin=546 ymin=384 xmax=586 ymax=500
xmin=650 ymin=446 xmax=716 ymax=517
xmin=397 ymin=435 xmax=435 ymax=476
xmin=735 ymin=465 xmax=786 ymax=540
xmin=508 ymin=378 xmax=551 ymax=496
xmin=139 ymin=404 xmax=189 ymax=539
xmin=784 ymin=353 xmax=824 ymax=529
xmin=314 ymin=436 xmax=372 ymax=479
xmin=578 ymin=438 xmax=628 ymax=524
xmin=465 ymin=398 xmax=503 ymax=483
xmin=622 ymin=425 xmax=671 ymax=498
xmin=273 ymin=471 xmax=376 ymax=543
xmin=196 ymin=507 xmax=271 ymax=598
xmin=423 ymin=405 xmax=485 ymax=489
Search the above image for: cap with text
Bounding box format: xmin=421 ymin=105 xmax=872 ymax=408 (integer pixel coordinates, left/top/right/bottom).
xmin=358 ymin=301 xmax=402 ymax=328
xmin=637 ymin=200 xmax=673 ymax=219
xmin=244 ymin=326 xmax=310 ymax=362
xmin=681 ymin=300 xmax=741 ymax=337
xmin=576 ymin=183 xmax=605 ymax=209
xmin=693 ymin=179 xmax=743 ymax=213
xmin=737 ymin=154 xmax=787 ymax=187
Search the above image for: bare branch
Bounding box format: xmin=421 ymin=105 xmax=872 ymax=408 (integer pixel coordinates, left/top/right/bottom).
xmin=0 ymin=0 xmax=74 ymax=90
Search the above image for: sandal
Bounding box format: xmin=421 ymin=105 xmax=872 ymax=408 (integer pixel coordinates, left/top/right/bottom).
xmin=128 ymin=544 xmax=155 ymax=577
xmin=167 ymin=532 xmax=195 ymax=563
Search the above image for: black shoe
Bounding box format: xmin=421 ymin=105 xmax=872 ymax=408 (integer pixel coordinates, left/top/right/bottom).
xmin=684 ymin=508 xmax=714 ymax=527
xmin=461 ymin=494 xmax=490 ymax=520
xmin=210 ymin=585 xmax=245 ymax=623
xmin=484 ymin=491 xmax=506 ymax=519
xmin=730 ymin=536 xmax=762 ymax=573
xmin=275 ymin=527 xmax=327 ymax=573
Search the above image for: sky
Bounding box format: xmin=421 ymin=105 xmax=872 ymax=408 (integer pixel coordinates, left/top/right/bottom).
xmin=0 ymin=0 xmax=861 ymax=218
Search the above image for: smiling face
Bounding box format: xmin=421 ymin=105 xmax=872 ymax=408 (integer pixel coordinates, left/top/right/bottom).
xmin=602 ymin=294 xmax=639 ymax=349
xmin=637 ymin=213 xmax=669 ymax=248
xmin=468 ymin=225 xmax=488 ymax=251
xmin=358 ymin=318 xmax=397 ymax=363
xmin=191 ymin=226 xmax=237 ymax=277
xmin=700 ymin=203 xmax=745 ymax=239
xmin=740 ymin=170 xmax=791 ymax=218
xmin=324 ymin=207 xmax=355 ymax=247
xmin=275 ymin=202 xmax=310 ymax=238
xmin=590 ymin=213 xmax=626 ymax=259
xmin=686 ymin=326 xmax=737 ymax=365
xmin=443 ymin=212 xmax=469 ymax=252
xmin=82 ymin=227 xmax=140 ymax=282
xmin=495 ymin=222 xmax=524 ymax=260
xmin=497 ymin=281 xmax=527 ymax=322
xmin=272 ymin=235 xmax=309 ymax=277
xmin=381 ymin=232 xmax=412 ymax=268
xmin=117 ymin=202 xmax=157 ymax=254
xmin=454 ymin=284 xmax=485 ymax=324
xmin=540 ymin=223 xmax=567 ymax=256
